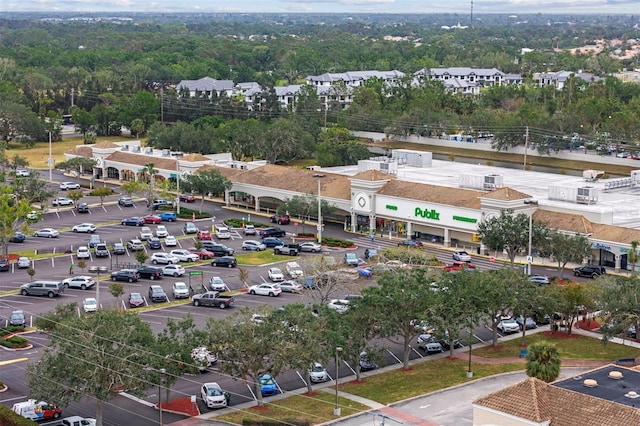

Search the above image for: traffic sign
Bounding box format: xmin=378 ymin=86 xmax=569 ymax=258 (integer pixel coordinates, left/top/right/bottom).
xmin=316 ymin=225 xmax=322 ymax=231
xmin=526 ymin=255 xmax=533 ymax=263
xmin=189 ymin=271 xmax=203 ymax=276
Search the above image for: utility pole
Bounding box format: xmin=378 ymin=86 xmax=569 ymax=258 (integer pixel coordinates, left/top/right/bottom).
xmin=71 ymin=88 xmax=75 ymax=107
xmin=523 ymin=126 xmax=529 ymax=170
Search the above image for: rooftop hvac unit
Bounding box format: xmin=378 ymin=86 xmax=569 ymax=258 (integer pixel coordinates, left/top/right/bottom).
xmin=483 ymin=174 xmax=504 ymax=190
xmin=132 ymin=146 xmax=141 ymax=153
xmin=577 ymin=186 xmax=598 ymax=205
xmin=174 ymin=152 xmax=184 ymax=158
xmin=145 ymin=147 xmax=153 ymax=154
xmin=120 ymin=144 xmax=129 ymax=151
xmin=631 ymin=170 xmax=640 ymax=183
xmin=583 ymin=170 xmax=605 ymax=182
xmin=161 ymin=149 xmax=170 ymax=157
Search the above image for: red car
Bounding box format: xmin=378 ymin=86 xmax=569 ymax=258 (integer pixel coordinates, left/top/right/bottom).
xmin=197 ymin=230 xmax=212 ymax=240
xmin=443 ymin=261 xmax=476 ymax=272
xmin=143 ymin=215 xmax=162 ymax=224
xmin=188 ymin=247 xmax=215 ymax=259
xmin=180 ymin=193 xmax=196 ymax=203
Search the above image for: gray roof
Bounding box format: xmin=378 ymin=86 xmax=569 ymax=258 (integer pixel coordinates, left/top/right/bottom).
xmin=176 ymin=77 xmax=235 ymax=92
xmin=539 ymin=70 xmax=602 ymax=83
xmin=306 ymin=70 xmax=405 ymax=84
xmin=415 ymin=67 xmax=506 ymax=77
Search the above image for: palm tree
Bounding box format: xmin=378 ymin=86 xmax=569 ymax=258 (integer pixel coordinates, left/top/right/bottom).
xmin=139 ymin=163 xmax=159 ymax=212
xmin=525 ymin=341 xmax=561 ymax=383
xmin=629 ymin=240 xmax=639 ymax=274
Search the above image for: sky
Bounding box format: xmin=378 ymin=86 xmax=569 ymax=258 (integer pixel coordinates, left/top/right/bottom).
xmin=3 ymin=0 xmax=639 ymax=15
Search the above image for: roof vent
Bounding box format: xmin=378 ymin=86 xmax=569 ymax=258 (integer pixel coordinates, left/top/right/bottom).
xmin=626 ymin=391 xmax=640 ymax=399
xmin=609 ymin=371 xmax=623 ymax=380
xmin=583 ymin=379 xmax=598 ymax=388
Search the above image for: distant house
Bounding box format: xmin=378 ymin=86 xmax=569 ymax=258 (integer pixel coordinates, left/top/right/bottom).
xmin=414 ymin=67 xmax=517 ymax=88
xmin=305 ymin=70 xmax=405 ymax=89
xmin=176 ymin=77 xmax=235 ymax=98
xmin=538 ymin=70 xmax=603 ymax=90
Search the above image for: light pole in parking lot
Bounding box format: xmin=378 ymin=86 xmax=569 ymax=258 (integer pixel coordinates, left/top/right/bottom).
xmin=90 ymin=266 xmax=109 ymax=308
xmin=334 ymin=346 xmax=343 ymax=416
xmin=524 ymin=199 xmax=539 ymax=276
xmin=313 ymin=174 xmax=326 ymax=243
xmin=48 ymin=131 xmax=53 ymax=182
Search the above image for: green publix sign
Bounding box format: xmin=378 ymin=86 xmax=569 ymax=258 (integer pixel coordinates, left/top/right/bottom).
xmin=385 ymin=204 xmax=477 ymax=224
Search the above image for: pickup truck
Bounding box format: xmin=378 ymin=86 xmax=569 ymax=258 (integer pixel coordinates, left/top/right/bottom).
xmin=274 ymin=243 xmax=300 ymax=256
xmin=192 ymin=291 xmax=235 ymax=309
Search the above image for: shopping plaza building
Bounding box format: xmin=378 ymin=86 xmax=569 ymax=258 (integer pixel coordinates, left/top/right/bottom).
xmin=65 ymin=139 xmax=640 ymax=272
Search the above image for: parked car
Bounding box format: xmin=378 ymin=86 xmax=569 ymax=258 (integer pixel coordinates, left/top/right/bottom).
xmin=128 ymin=292 xmax=145 ymax=308
xmin=140 ymin=226 xmax=153 ymax=240
xmin=202 ymin=243 xmax=235 ymax=257
xmin=573 ymin=265 xmax=606 ymax=278
xmin=207 ymin=276 xmax=227 ymax=292
xmin=118 ymin=196 xmax=134 ymax=207
xmin=152 ymin=199 xmax=173 ymax=210
xmin=76 ymin=202 xmax=90 ymax=213
xmin=121 ymin=217 xmax=144 ymax=226
xmin=497 ymin=317 xmax=520 ymax=334
xmin=397 ymin=239 xmax=423 ymax=248
xmin=286 ymin=261 xmax=304 ymax=279
xmin=211 ymin=256 xmax=237 ymax=268
xmin=88 ymin=234 xmax=102 ymax=248
xmin=12 ymin=399 xmax=62 ymax=421
xmin=9 ymin=310 xmax=26 ymax=327
xmin=416 ymin=334 xmax=444 ymax=354
xmin=147 ymin=237 xmax=162 ymax=250
xmin=260 ymin=227 xmax=286 ymax=238
xmin=242 ymin=240 xmax=266 ymax=251
xmin=452 ymin=251 xmax=472 ymax=262
xmin=170 ymin=249 xmax=199 ymax=262
xmin=183 ymin=222 xmax=199 ymax=234
xmin=0 ymin=258 xmax=9 ymax=272
xmin=15 ymin=169 xmax=30 ymax=177
xmin=9 ymin=232 xmax=26 ymax=243
xmin=164 ymin=235 xmax=178 ymax=247
xmin=162 ymin=264 xmax=186 ymax=277
xmin=308 ymin=362 xmax=329 ymax=383
xmin=26 ymin=211 xmax=39 ymax=221
xmin=249 ymin=283 xmax=282 ymax=296
xmin=72 ymin=223 xmax=96 ymax=233
xmin=62 ymin=275 xmax=96 ymax=290
xmin=83 ymin=298 xmax=98 ymax=313
xmin=110 ymin=269 xmax=139 ymax=282
xmin=364 ymin=248 xmax=378 ymax=259
xmin=258 ymin=374 xmax=279 ymax=397
xmin=189 ymin=247 xmax=214 ymax=259
xmin=20 ymin=280 xmax=64 ymax=297
xmin=150 ymin=252 xmax=179 ymax=265
xmin=94 ymin=243 xmax=110 ymax=258
xmin=274 ymin=243 xmax=300 ymax=256
xmin=244 ymin=225 xmax=256 ymax=235
xmin=180 ymin=193 xmax=196 ymax=203
xmin=529 ymin=275 xmax=551 ymax=285
xmin=142 ymin=214 xmax=162 ymax=224
xmin=126 ymin=239 xmax=144 ymax=251
xmin=359 ymin=352 xmax=377 ymax=371
xmin=155 ymin=225 xmax=169 ymax=238
xmin=62 ymin=417 xmax=96 ymax=426
xmin=172 ymin=282 xmax=190 ymax=299
xmin=137 ymin=265 xmax=163 ymax=280
xmin=158 ymin=212 xmax=177 ymax=222
xmin=515 ymin=315 xmax=538 ymax=330
xmin=443 ymin=261 xmax=476 ymax=272
xmin=52 ymin=197 xmax=74 ymax=206
xmin=279 ymin=280 xmax=303 ymax=293
xmin=268 ymin=267 xmax=285 ymax=282
xmin=270 ymin=214 xmax=291 ymax=225
xmin=262 ymin=237 xmax=285 ymax=248
xmin=60 ymin=181 xmax=80 ymax=190
xmin=344 ymin=252 xmax=359 ymax=266
xmin=197 ymin=230 xmax=212 ymax=240
xmin=148 ymin=285 xmax=168 ymax=302
xmin=34 ymin=228 xmax=59 ymax=238
xmin=300 ymin=241 xmax=322 ymax=252
xmin=17 ymin=256 xmax=31 ymax=268
xmin=192 ymin=291 xmax=235 ymax=309
xmin=327 ymin=299 xmax=350 ymax=314
xmin=201 ymin=382 xmax=228 ymax=409
xmin=76 ymin=246 xmax=90 ymax=259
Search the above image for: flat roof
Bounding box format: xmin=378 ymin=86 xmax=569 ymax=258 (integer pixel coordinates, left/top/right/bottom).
xmin=324 ymin=158 xmax=640 ymax=228
xmin=554 ymin=365 xmax=640 ymax=408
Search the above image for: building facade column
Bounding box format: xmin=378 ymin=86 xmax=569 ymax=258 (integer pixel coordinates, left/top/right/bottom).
xmin=615 ymin=254 xmax=621 ymax=273
xmin=224 ymin=189 xmax=230 ymax=207
xmin=406 ymin=221 xmax=413 ymax=239
xmin=369 ymin=214 xmax=376 ymax=236
xmin=443 ymin=228 xmax=451 ymax=247
xmin=255 ymin=198 xmax=260 ymax=212
xmin=351 ymin=211 xmax=357 ymax=233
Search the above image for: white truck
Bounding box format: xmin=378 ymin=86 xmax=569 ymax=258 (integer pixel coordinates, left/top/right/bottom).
xmin=12 ymin=399 xmax=62 ymax=421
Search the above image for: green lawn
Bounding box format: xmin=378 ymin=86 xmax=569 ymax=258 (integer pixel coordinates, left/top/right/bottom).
xmin=236 ymin=249 xmax=295 ymax=265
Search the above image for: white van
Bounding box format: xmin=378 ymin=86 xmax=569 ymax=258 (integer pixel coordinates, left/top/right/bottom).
xmin=214 ymin=224 xmax=231 ymax=239
xmin=12 ymin=399 xmax=62 ymax=421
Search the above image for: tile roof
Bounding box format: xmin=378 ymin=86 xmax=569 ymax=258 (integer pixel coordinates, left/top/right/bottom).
xmin=534 ymin=210 xmax=594 ymax=234
xmin=104 ymin=152 xmax=178 ymax=171
xmin=474 ymin=376 xmax=640 ymax=425
xmin=180 ymin=153 xmax=211 ymax=162
xmin=65 ymin=146 xmax=93 ymax=158
xmin=481 ymin=187 xmax=532 ymax=201
xmin=350 ymin=169 xmax=395 ymax=182
xmin=377 ymin=180 xmax=484 ymax=209
xmin=93 ymin=141 xmax=120 ymax=149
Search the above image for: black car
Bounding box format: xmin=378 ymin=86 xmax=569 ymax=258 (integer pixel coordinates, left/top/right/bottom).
xmin=148 ymin=285 xmax=168 ymax=302
xmin=9 ymin=310 xmax=26 ymax=327
xmin=201 ymin=242 xmax=234 ymax=257
xmin=121 ymin=217 xmax=144 ymax=226
xmin=137 ymin=266 xmax=163 ymax=280
xmin=0 ymin=258 xmax=9 ymax=272
xmin=359 ymin=352 xmax=377 ymax=371
xmin=397 ymin=239 xmax=423 ymax=248
xmin=211 ymin=256 xmax=237 ymax=268
xmin=573 ymin=265 xmax=606 ymax=278
xmin=262 ymin=237 xmax=285 ymax=248
xmin=77 ymin=202 xmax=90 ymax=213
xmin=9 ymin=232 xmax=26 ymax=243
xmin=118 ymin=196 xmax=134 ymax=207
xmin=261 ymin=227 xmax=286 ymax=238
xmin=147 ymin=237 xmax=162 ymax=250
xmin=110 ymin=269 xmax=139 ymax=283
xmin=270 ymin=215 xmax=291 ymax=225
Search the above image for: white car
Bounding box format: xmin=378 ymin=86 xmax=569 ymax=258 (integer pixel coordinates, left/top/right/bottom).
xmin=172 ymin=282 xmax=190 ymax=299
xmin=201 ymin=382 xmax=228 ymax=409
xmin=170 ymin=249 xmax=199 ymax=262
xmin=140 ymin=227 xmax=153 ymax=240
xmin=15 ymin=169 xmax=30 ymax=177
xmin=76 ymin=246 xmax=90 ymax=259
xmin=60 ymin=181 xmax=80 ymax=190
xmin=83 ymin=298 xmax=98 ymax=313
xmin=192 ymin=346 xmax=218 ymax=371
xmin=162 ymin=264 xmax=185 ymax=277
xmin=248 ymin=283 xmax=282 ymax=297
xmin=52 ymin=197 xmax=74 ymax=206
xmin=268 ymin=267 xmax=285 ymax=282
xmin=34 ymin=228 xmax=59 ymax=238
xmin=452 ymin=251 xmax=472 ymax=262
xmin=244 ymin=224 xmax=256 ymax=235
xmin=151 ymin=252 xmax=179 ymax=265
xmin=497 ymin=317 xmax=520 ymax=334
xmin=286 ymin=261 xmax=304 ymax=279
xmin=26 ymin=211 xmax=39 ymax=221
xmin=300 ymin=241 xmax=322 ymax=252
xmin=17 ymin=256 xmax=31 ymax=268
xmin=327 ymin=299 xmax=350 ymax=314
xmin=242 ymin=240 xmax=266 ymax=251
xmin=208 ymin=277 xmax=227 ymax=292
xmin=72 ymin=223 xmax=96 ymax=233
xmin=309 ymin=362 xmax=329 ymax=383
xmin=164 ymin=235 xmax=178 ymax=247
xmin=280 ymin=280 xmax=303 ymax=293
xmin=61 ymin=416 xmax=96 ymax=426
xmin=62 ymin=276 xmax=95 ymax=290
xmin=155 ymin=225 xmax=168 ymax=238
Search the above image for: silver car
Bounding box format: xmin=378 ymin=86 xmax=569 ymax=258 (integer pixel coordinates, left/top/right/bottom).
xmin=34 ymin=228 xmax=59 ymax=238
xmin=300 ymin=242 xmax=322 ymax=252
xmin=309 ymin=362 xmax=329 ymax=383
xmin=242 ymin=240 xmax=266 ymax=251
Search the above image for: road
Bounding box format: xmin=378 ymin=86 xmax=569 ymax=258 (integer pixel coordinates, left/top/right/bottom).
xmin=0 ymin=170 xmax=577 ymax=424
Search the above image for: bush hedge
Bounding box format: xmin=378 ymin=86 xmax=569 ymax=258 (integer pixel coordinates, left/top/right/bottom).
xmin=321 ymin=236 xmax=354 ymax=248
xmin=0 ymin=336 xmax=29 ymax=349
xmin=0 ymin=404 xmax=36 ymax=426
xmin=176 ymin=207 xmax=212 ymax=219
xmin=224 ymin=219 xmax=270 ymax=228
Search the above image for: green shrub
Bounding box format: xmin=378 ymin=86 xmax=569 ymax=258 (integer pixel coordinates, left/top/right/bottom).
xmin=321 ymin=237 xmax=354 ymax=248
xmin=176 ymin=207 xmax=212 ymax=219
xmin=0 ymin=336 xmax=29 ymax=348
xmin=0 ymin=404 xmax=37 ymax=426
xmin=1 ymin=326 xmax=27 ymax=336
xmin=224 ymin=219 xmax=269 ymax=228
xmin=88 ymin=187 xmax=115 ymax=196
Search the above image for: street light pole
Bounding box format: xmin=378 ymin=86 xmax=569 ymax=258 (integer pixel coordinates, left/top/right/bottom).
xmin=48 ymin=131 xmax=53 ymax=182
xmin=334 ymin=347 xmax=342 ymax=416
xmin=158 ymin=368 xmax=166 ymax=426
xmin=313 ymin=174 xmax=326 ymax=243
xmin=524 ymin=200 xmax=539 ymax=276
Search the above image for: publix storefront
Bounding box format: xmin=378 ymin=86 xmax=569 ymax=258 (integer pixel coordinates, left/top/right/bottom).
xmin=372 ymin=196 xmax=481 ymax=247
